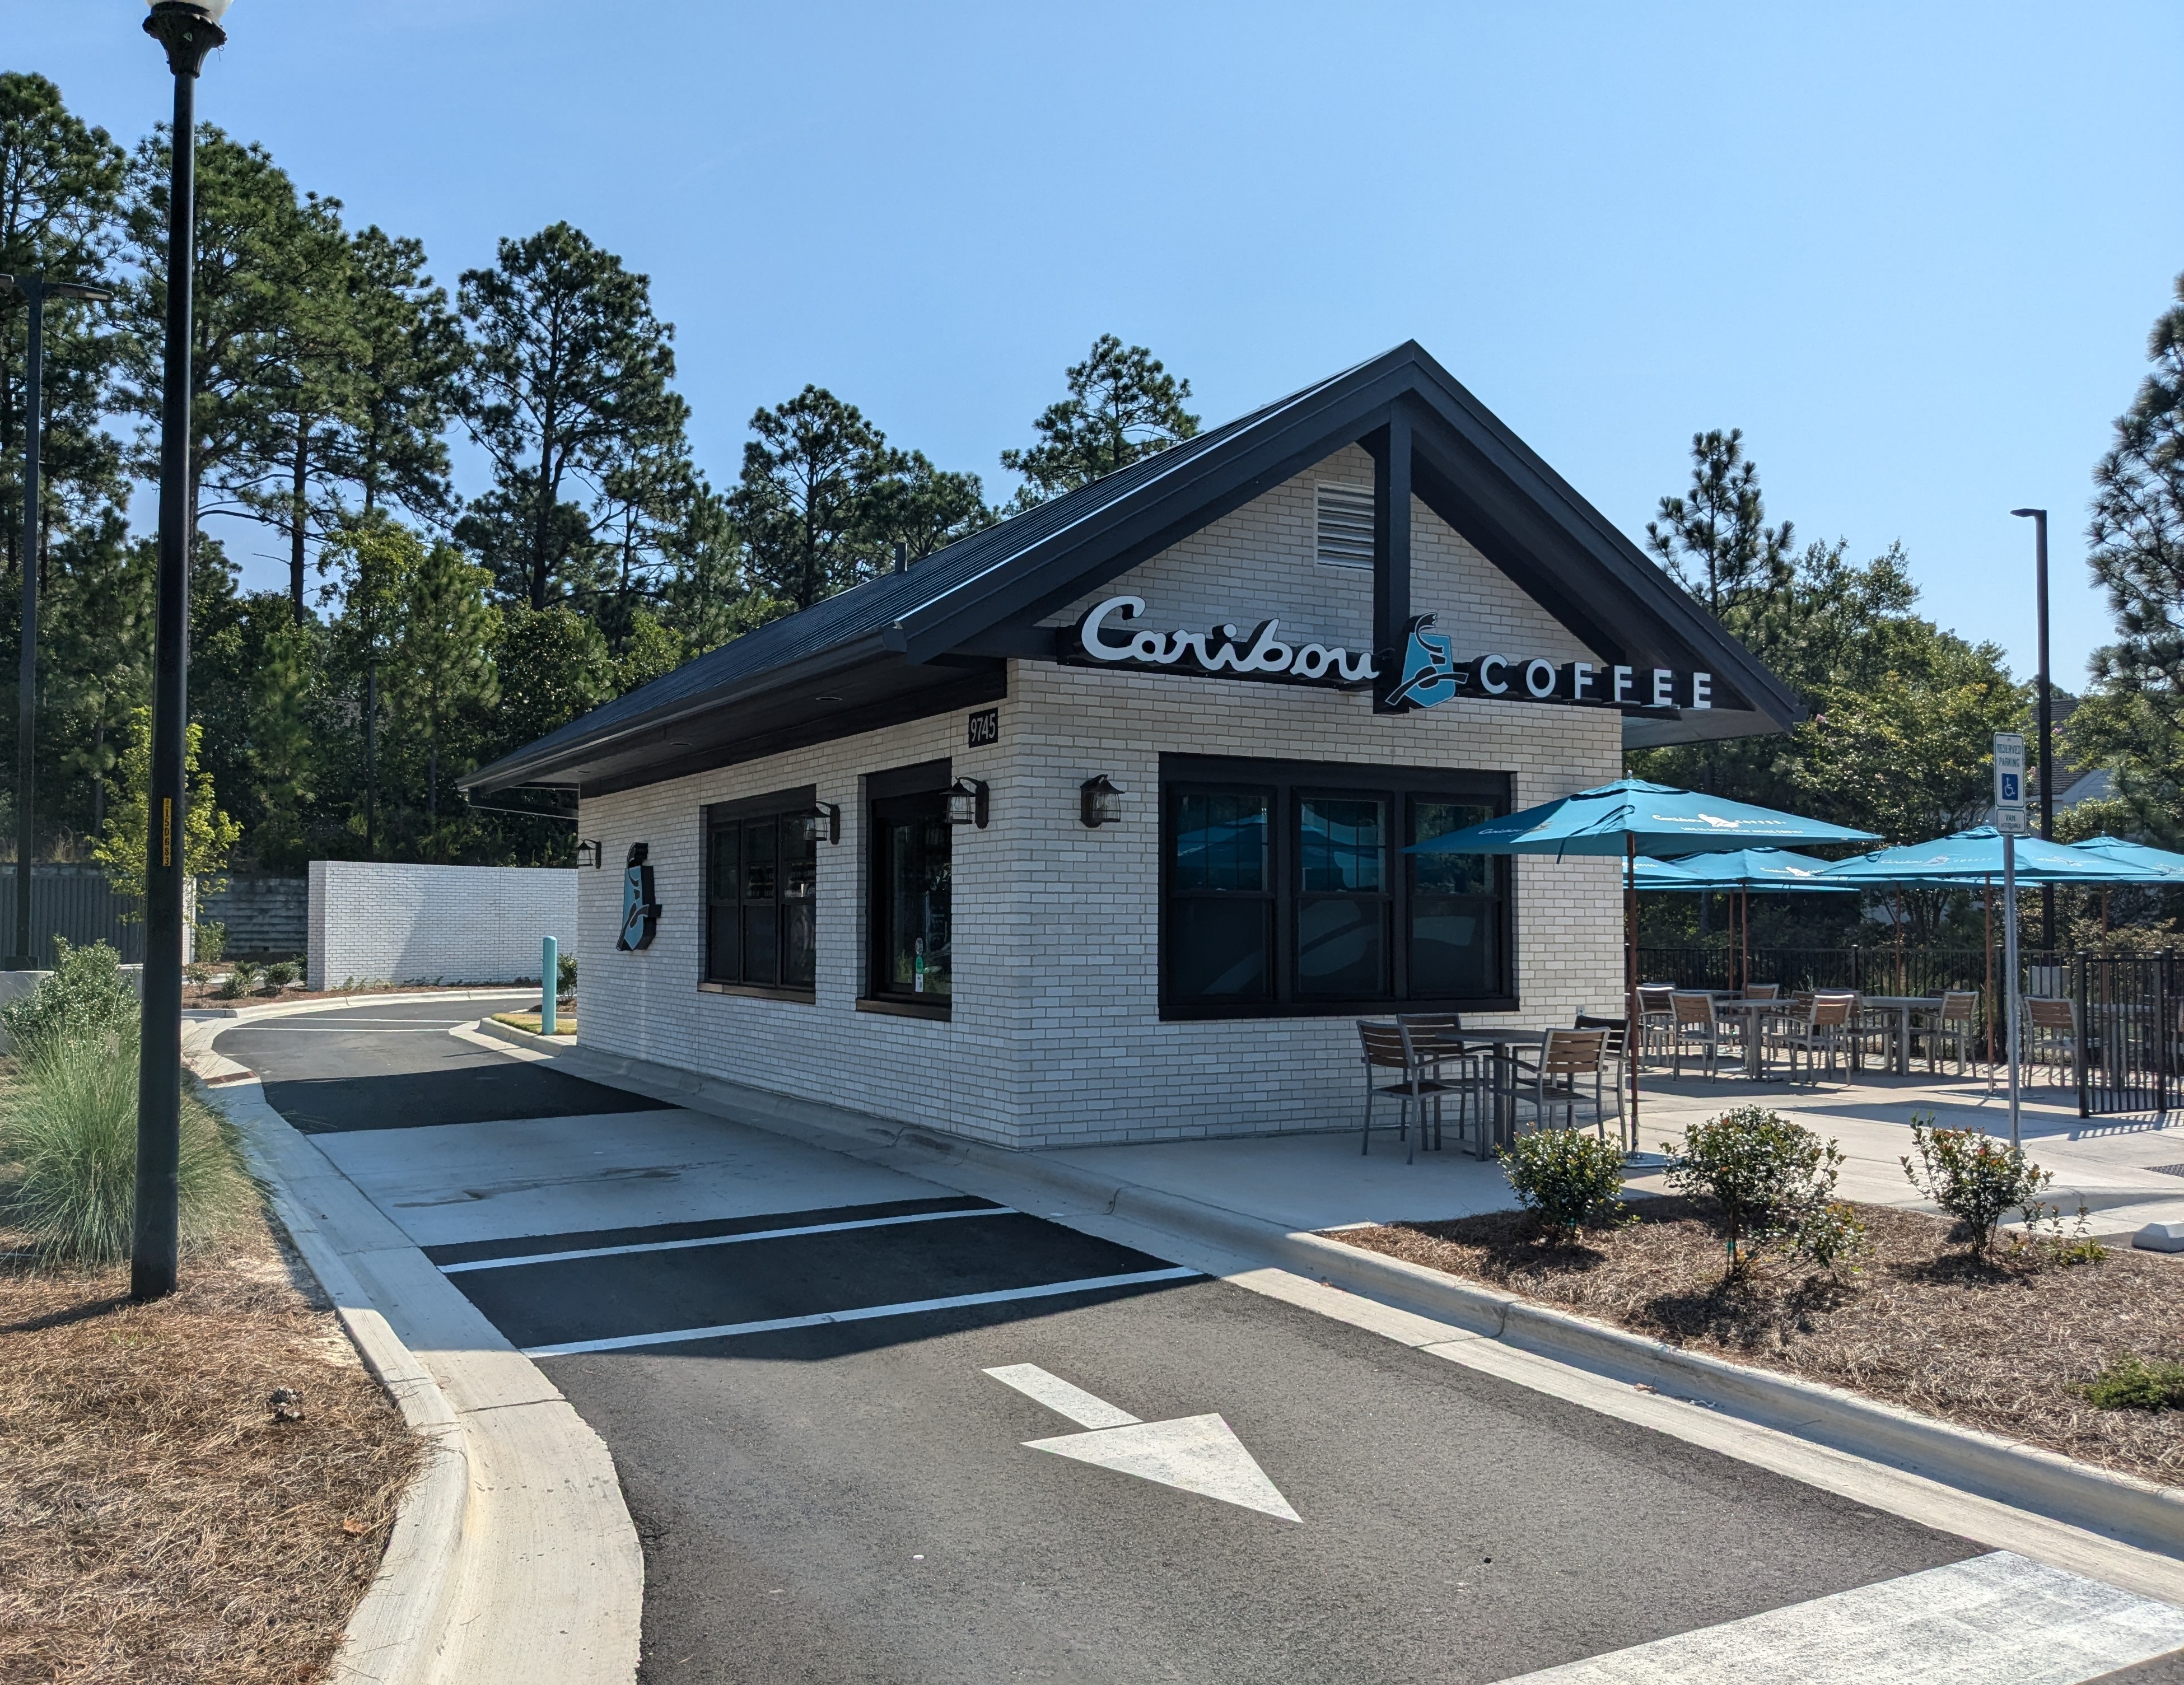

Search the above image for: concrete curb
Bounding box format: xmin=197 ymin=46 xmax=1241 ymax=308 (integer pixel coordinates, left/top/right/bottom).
xmin=186 ymin=1001 xmax=642 ymax=1685
xmin=535 ymin=1038 xmax=2184 ymax=1567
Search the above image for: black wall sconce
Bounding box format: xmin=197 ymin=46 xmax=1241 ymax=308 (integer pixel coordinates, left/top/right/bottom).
xmin=576 ymin=839 xmax=604 ymax=869
xmin=801 ymin=802 xmax=842 ymax=845
xmin=1080 ymin=775 xmax=1126 ymax=828
xmin=947 ymin=777 xmax=989 ymax=829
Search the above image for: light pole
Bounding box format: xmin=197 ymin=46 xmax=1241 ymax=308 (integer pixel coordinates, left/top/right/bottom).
xmin=2010 ymin=507 xmax=2054 ymax=951
xmin=1 ymin=274 xmax=115 ymax=972
xmin=133 ymin=0 xmax=231 ymax=1304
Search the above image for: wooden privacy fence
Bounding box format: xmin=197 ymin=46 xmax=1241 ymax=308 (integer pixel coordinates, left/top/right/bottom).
xmin=0 ymin=866 xmax=146 ymax=968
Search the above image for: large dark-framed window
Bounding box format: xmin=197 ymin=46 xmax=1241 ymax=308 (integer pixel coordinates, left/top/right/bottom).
xmin=862 ymin=759 xmax=954 ymax=1020
xmin=1160 ymin=755 xmax=1511 ymax=1020
xmin=703 ymin=785 xmax=819 ymax=999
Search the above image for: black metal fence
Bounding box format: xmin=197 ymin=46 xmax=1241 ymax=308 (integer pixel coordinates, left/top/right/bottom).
xmin=1638 ymin=945 xmax=2067 ymax=1000
xmin=2075 ymin=951 xmax=2178 ymax=1117
xmin=0 ymin=866 xmax=145 ymax=969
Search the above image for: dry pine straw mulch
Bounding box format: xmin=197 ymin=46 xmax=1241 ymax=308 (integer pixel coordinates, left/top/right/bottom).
xmin=0 ymin=1211 xmax=423 ymax=1685
xmin=1329 ymin=1198 xmax=2184 ymax=1489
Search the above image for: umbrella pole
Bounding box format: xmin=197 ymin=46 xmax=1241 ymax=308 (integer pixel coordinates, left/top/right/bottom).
xmin=1740 ymin=887 xmax=1749 ymax=993
xmin=1626 ymin=836 xmax=1640 ymax=1154
xmin=1984 ymin=876 xmax=1995 ymax=1070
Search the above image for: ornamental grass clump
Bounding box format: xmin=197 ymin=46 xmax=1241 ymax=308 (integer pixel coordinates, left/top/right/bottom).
xmin=1663 ymin=1106 xmax=1851 ymax=1280
xmin=1497 ymin=1127 xmax=1628 ymax=1241
xmin=1900 ymin=1115 xmax=2051 ymax=1257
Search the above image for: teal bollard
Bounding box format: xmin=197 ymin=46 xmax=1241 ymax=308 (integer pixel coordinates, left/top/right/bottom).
xmin=542 ymin=935 xmax=558 ymax=1036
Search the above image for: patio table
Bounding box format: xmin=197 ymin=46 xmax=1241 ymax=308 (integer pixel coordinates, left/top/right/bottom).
xmin=1709 ymin=998 xmax=1791 ymax=1079
xmin=1441 ymin=1029 xmax=1616 ymax=1156
xmin=1856 ymin=995 xmax=1947 ymax=1077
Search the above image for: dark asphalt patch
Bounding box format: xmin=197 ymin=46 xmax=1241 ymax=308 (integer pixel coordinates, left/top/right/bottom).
xmin=447 ymin=1210 xmax=1178 ymax=1353
xmin=422 ymin=1194 xmax=1005 ymax=1268
xmin=2091 ymin=1651 xmax=2184 ymax=1685
xmin=214 ymin=1009 xmax=674 ymax=1133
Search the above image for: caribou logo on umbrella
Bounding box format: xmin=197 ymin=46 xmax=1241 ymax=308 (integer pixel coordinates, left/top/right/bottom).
xmin=618 ymin=842 xmax=662 ymax=951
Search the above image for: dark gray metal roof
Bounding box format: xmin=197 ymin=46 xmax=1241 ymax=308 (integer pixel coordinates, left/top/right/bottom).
xmin=464 ymin=343 xmax=1799 ymax=796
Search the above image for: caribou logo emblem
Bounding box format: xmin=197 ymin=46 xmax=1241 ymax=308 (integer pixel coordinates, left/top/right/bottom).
xmin=618 ymin=842 xmax=662 ymax=952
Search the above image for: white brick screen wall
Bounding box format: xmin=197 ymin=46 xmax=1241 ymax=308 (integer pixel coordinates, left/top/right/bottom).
xmin=575 ymin=446 xmax=1633 ymax=1149
xmin=307 ymin=861 xmax=577 ymax=989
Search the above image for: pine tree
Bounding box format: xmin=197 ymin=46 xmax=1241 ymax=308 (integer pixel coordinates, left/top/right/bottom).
xmin=1000 ymin=334 xmax=1199 ymax=508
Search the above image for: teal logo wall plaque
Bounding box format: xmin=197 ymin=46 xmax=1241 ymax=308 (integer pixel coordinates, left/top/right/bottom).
xmin=618 ymin=842 xmax=662 ymax=951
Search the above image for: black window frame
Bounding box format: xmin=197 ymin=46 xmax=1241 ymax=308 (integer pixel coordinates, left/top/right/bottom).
xmin=701 ymin=785 xmax=819 ymax=1001
xmin=1159 ymin=754 xmax=1514 ymax=1021
xmin=861 ymin=758 xmax=954 ymax=1021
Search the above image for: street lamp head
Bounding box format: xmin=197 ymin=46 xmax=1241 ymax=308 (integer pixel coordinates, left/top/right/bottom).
xmin=2010 ymin=508 xmax=2045 ymax=520
xmin=144 ymin=1 xmax=231 ymax=77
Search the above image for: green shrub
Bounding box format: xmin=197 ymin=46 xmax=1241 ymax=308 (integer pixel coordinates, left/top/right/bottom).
xmin=1663 ymin=1107 xmax=1845 ymax=1278
xmin=1787 ymin=1199 xmax=1870 ymax=1278
xmin=0 ymin=1031 xmax=248 ymax=1263
xmin=194 ymin=919 xmax=227 ymax=965
xmin=1498 ymin=1127 xmax=1628 ymax=1240
xmin=557 ymin=950 xmax=578 ymax=998
xmin=264 ymin=959 xmax=300 ymax=989
xmin=1 ymin=939 xmax=138 ymax=1059
xmin=1900 ymin=1117 xmax=2050 ymax=1255
xmin=2082 ymin=1356 xmax=2184 ymax=1411
xmin=218 ymin=959 xmax=260 ymax=1000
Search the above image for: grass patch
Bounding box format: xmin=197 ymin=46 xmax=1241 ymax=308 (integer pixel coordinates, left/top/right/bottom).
xmin=1327 ymin=1198 xmax=2184 ymax=1488
xmin=0 ymin=1205 xmax=422 ymax=1682
xmin=492 ymin=1011 xmax=575 ymax=1037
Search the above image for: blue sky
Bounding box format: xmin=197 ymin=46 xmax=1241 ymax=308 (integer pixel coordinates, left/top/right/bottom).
xmin=15 ymin=2 xmax=2182 ymax=689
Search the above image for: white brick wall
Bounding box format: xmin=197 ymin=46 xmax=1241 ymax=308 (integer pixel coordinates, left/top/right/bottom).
xmin=576 ymin=446 xmax=1627 ymax=1150
xmin=307 ymin=861 xmax=577 ymax=989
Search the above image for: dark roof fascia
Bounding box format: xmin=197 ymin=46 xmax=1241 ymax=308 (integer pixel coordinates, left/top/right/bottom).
xmin=462 ymin=632 xmax=898 ymax=794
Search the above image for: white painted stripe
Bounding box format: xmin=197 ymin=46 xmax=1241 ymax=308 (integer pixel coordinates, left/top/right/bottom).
xmin=521 ymin=1266 xmax=1200 ymax=1356
xmin=983 ymin=1362 xmax=1141 ymax=1427
xmin=232 ymin=1021 xmax=467 ymax=1031
xmin=441 ymin=1205 xmax=1015 ymax=1273
xmin=1489 ymin=1550 xmax=2184 ymax=1684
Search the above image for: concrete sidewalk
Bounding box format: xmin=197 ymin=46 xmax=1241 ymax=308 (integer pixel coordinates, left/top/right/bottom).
xmin=1035 ymin=1066 xmax=2184 ymax=1241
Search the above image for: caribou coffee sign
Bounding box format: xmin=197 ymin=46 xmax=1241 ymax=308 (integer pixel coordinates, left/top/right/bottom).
xmin=1064 ymin=596 xmax=1712 ymax=714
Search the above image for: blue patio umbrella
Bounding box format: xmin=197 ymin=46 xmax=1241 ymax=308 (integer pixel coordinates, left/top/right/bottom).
xmin=1816 ymin=827 xmax=2170 ymax=886
xmin=1411 ymin=782 xmax=1879 ymax=1148
xmin=2069 ymin=834 xmax=2184 ymax=881
xmin=1657 ymin=847 xmax=1861 ymax=891
xmin=1630 ymin=855 xmax=1709 ymax=891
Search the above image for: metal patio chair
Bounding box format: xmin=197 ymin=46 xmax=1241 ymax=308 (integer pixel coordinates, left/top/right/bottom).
xmin=1396 ymin=1013 xmax=1486 ymax=1156
xmin=1506 ymin=1028 xmax=1612 ymax=1137
xmin=1667 ymin=992 xmax=1727 ymax=1079
xmin=1574 ymin=1012 xmax=1629 ymax=1137
xmin=1742 ymin=982 xmax=1781 ymax=1001
xmin=1357 ymin=1021 xmax=1465 ymax=1164
xmin=1766 ymin=992 xmax=1854 ymax=1085
xmin=2024 ymin=997 xmax=2077 ymax=1089
xmin=1929 ymin=990 xmax=1981 ymax=1076
xmin=1635 ymin=985 xmax=1676 ymax=1065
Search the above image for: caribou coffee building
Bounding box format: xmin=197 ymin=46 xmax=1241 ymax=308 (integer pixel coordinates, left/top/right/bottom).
xmin=464 ymin=344 xmax=1797 ymax=1150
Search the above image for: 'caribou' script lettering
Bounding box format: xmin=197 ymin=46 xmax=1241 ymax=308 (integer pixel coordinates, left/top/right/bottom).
xmin=1065 ymin=595 xmax=1378 ymax=689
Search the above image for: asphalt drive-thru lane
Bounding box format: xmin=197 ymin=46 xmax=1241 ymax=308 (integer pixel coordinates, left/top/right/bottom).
xmin=209 ymin=1007 xmax=2184 ymax=1685
xmin=213 ymin=996 xmax=674 ymax=1133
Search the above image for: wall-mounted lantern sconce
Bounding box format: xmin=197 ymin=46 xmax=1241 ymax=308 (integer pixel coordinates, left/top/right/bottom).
xmin=1080 ymin=775 xmax=1126 ymax=828
xmin=800 ymin=802 xmax=841 ymax=845
xmin=576 ymin=839 xmax=604 ymax=869
xmin=947 ymin=777 xmax=989 ymax=829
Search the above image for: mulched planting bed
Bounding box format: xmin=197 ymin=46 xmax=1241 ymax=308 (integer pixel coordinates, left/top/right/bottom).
xmin=0 ymin=1213 xmax=423 ymax=1683
xmin=1328 ymin=1198 xmax=2184 ymax=1488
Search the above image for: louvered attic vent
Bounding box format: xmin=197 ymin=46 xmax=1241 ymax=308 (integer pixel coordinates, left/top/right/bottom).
xmin=1315 ymin=483 xmax=1375 ymax=568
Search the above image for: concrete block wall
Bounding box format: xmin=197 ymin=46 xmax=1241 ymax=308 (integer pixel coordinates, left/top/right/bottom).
xmin=575 ymin=445 xmax=1628 ymax=1150
xmin=306 ymin=861 xmax=576 ymax=989
xmin=199 ymin=875 xmax=309 ymax=958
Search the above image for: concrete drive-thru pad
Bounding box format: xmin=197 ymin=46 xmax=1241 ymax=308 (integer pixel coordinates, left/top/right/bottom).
xmin=184 ymin=995 xmax=642 ymax=1685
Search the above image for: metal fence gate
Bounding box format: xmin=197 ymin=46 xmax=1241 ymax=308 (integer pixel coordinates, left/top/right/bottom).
xmin=2075 ymin=951 xmax=2177 ymax=1117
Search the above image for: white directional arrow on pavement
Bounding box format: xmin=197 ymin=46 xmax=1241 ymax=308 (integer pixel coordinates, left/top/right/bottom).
xmin=983 ymin=1363 xmax=1301 ymax=1523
